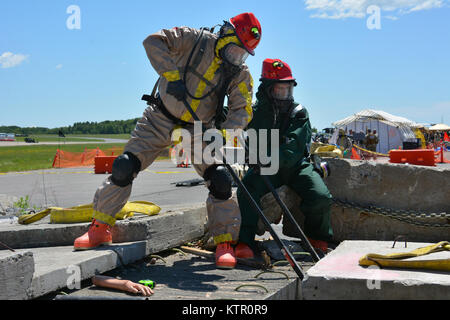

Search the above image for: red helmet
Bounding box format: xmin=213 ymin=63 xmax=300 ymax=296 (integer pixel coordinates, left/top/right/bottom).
xmin=260 ymin=59 xmax=296 ymax=84
xmin=229 ymin=12 xmax=262 ymax=56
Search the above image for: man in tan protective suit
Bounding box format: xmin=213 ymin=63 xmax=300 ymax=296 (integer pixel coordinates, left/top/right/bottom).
xmin=73 ymin=12 xmax=262 ymax=269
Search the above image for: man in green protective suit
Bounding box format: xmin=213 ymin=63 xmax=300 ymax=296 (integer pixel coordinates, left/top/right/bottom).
xmin=234 ymin=59 xmax=333 ymax=259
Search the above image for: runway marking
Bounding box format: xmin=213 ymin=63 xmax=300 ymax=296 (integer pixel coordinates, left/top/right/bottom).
xmin=144 ymin=170 xmax=195 ymax=174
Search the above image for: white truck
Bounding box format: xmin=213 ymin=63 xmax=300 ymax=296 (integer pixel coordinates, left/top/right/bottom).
xmin=0 ymin=133 xmax=16 ymax=141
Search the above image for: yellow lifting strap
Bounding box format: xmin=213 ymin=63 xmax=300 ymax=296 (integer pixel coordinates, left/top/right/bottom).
xmin=352 ymin=144 xmax=389 ymax=157
xmin=359 ymin=241 xmax=450 ymax=272
xmin=18 ymin=201 xmax=161 ymax=225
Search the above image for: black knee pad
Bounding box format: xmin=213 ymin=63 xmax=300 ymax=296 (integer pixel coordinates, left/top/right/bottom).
xmin=203 ymin=165 xmax=232 ymax=200
xmin=111 ymin=152 xmax=142 ymax=187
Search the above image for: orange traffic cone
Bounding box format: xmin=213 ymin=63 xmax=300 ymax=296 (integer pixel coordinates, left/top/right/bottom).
xmin=351 ymin=147 xmax=361 ymax=160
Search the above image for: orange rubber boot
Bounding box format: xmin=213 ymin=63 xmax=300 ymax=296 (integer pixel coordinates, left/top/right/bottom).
xmin=235 ymin=243 xmax=254 ymax=259
xmin=74 ymin=219 xmax=112 ymax=251
xmin=215 ymin=242 xmax=236 ymax=269
xmin=308 ymin=238 xmax=328 ymax=253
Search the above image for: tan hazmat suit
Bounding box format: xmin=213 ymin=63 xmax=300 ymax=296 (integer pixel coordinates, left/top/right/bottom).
xmin=91 ymin=26 xmax=254 ymax=244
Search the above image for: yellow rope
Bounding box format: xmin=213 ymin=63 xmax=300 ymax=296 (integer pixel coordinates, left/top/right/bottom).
xmin=352 ymin=144 xmax=389 ymax=157
xmin=359 ymin=241 xmax=450 ymax=272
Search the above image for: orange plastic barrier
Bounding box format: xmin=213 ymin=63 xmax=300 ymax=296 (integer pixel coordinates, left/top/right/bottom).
xmin=103 ymin=147 xmax=124 ymax=156
xmin=434 ymin=148 xmax=450 ymax=164
xmin=52 ymin=148 xmax=106 ymax=168
xmin=94 ymin=156 xmax=118 ymax=174
xmin=389 ymin=149 xmax=436 ymax=166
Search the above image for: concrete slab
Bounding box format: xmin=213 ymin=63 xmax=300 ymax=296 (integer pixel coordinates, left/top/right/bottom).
xmin=259 ymin=160 xmax=450 ymax=242
xmin=29 ymin=242 xmax=148 ymax=299
xmin=0 ymin=204 xmax=206 ymax=250
xmin=325 ymin=159 xmax=450 ymax=213
xmin=329 ymin=205 xmax=449 ymax=243
xmin=49 ymin=251 xmax=306 ymax=300
xmin=0 ymin=250 xmax=34 ymax=300
xmin=0 ymin=205 xmax=207 ymax=299
xmin=302 ymin=240 xmax=450 ymax=300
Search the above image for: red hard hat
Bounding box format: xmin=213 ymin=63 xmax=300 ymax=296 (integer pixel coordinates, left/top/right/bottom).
xmin=260 ymin=59 xmax=296 ymax=83
xmin=229 ymin=12 xmax=262 ymax=56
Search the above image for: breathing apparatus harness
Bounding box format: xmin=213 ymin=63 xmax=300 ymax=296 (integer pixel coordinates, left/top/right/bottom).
xmin=143 ymin=23 xmax=243 ymax=129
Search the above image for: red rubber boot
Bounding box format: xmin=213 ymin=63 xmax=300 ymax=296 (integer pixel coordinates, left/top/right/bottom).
xmin=74 ymin=219 xmax=112 ymax=251
xmin=215 ymin=242 xmax=236 ymax=269
xmin=235 ymin=243 xmax=254 ymax=259
xmin=308 ymin=238 xmax=328 ymax=253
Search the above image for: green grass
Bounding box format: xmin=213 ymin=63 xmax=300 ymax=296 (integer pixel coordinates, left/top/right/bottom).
xmin=14 ymin=133 xmax=131 ymax=142
xmin=0 ymin=143 xmax=126 ymax=173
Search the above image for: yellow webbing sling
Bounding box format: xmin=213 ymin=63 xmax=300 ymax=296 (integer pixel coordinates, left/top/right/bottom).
xmin=18 ymin=201 xmax=160 ymax=225
xmin=359 ymin=241 xmax=450 ymax=272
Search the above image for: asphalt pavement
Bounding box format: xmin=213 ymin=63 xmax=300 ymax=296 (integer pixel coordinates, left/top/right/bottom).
xmin=0 ymin=160 xmax=208 ymax=210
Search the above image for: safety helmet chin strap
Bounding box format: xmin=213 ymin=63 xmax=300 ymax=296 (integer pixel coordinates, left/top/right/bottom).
xmin=215 ymin=23 xmax=246 ymax=70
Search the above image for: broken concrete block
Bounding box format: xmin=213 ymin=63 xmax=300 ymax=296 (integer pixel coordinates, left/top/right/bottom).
xmin=23 ymin=207 xmax=207 ymax=299
xmin=0 ymin=250 xmax=34 ymax=300
xmin=330 ymin=204 xmax=449 ymax=242
xmin=0 ymin=206 xmax=207 ymax=250
xmin=324 ymin=158 xmax=450 ymax=213
xmin=302 ymin=240 xmax=450 ymax=300
xmin=257 ymin=159 xmax=449 ymax=242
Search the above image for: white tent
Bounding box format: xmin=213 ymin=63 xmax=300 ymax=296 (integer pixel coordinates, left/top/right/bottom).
xmin=331 ymin=109 xmax=418 ymax=154
xmin=429 ymin=123 xmax=450 ymax=131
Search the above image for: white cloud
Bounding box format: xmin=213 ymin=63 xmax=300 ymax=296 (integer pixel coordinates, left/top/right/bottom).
xmin=0 ymin=52 xmax=28 ymax=68
xmin=56 ymin=64 xmax=63 ymax=69
xmin=304 ymin=0 xmax=446 ymax=19
xmin=384 ymin=15 xmax=399 ymax=20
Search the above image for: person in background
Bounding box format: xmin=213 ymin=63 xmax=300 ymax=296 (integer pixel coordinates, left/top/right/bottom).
xmin=337 ymin=129 xmax=352 ymax=158
xmin=364 ymin=129 xmax=379 ymax=160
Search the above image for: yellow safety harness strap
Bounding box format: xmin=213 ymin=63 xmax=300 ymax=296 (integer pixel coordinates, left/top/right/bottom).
xmin=359 ymin=241 xmax=450 ymax=272
xmin=18 ymin=201 xmax=161 ymax=225
xmin=353 ymin=144 xmax=389 ymax=157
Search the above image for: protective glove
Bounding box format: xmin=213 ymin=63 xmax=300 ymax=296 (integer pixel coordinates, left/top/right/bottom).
xmin=166 ymin=80 xmax=186 ymax=101
xmin=311 ymin=154 xmax=331 ymax=178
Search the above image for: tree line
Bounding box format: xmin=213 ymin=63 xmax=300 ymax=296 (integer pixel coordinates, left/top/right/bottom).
xmin=1 ymin=118 xmax=319 ymax=136
xmin=0 ymin=118 xmax=140 ymax=135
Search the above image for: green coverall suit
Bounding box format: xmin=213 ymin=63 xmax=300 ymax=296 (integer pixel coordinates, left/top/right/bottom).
xmin=237 ymin=81 xmax=334 ymax=248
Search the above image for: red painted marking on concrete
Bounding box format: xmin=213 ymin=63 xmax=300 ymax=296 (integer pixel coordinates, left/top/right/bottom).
xmin=310 ymin=253 xmax=401 ymax=280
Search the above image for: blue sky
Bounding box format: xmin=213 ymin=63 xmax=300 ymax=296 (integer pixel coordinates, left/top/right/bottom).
xmin=1 ymin=0 xmax=449 ymax=130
